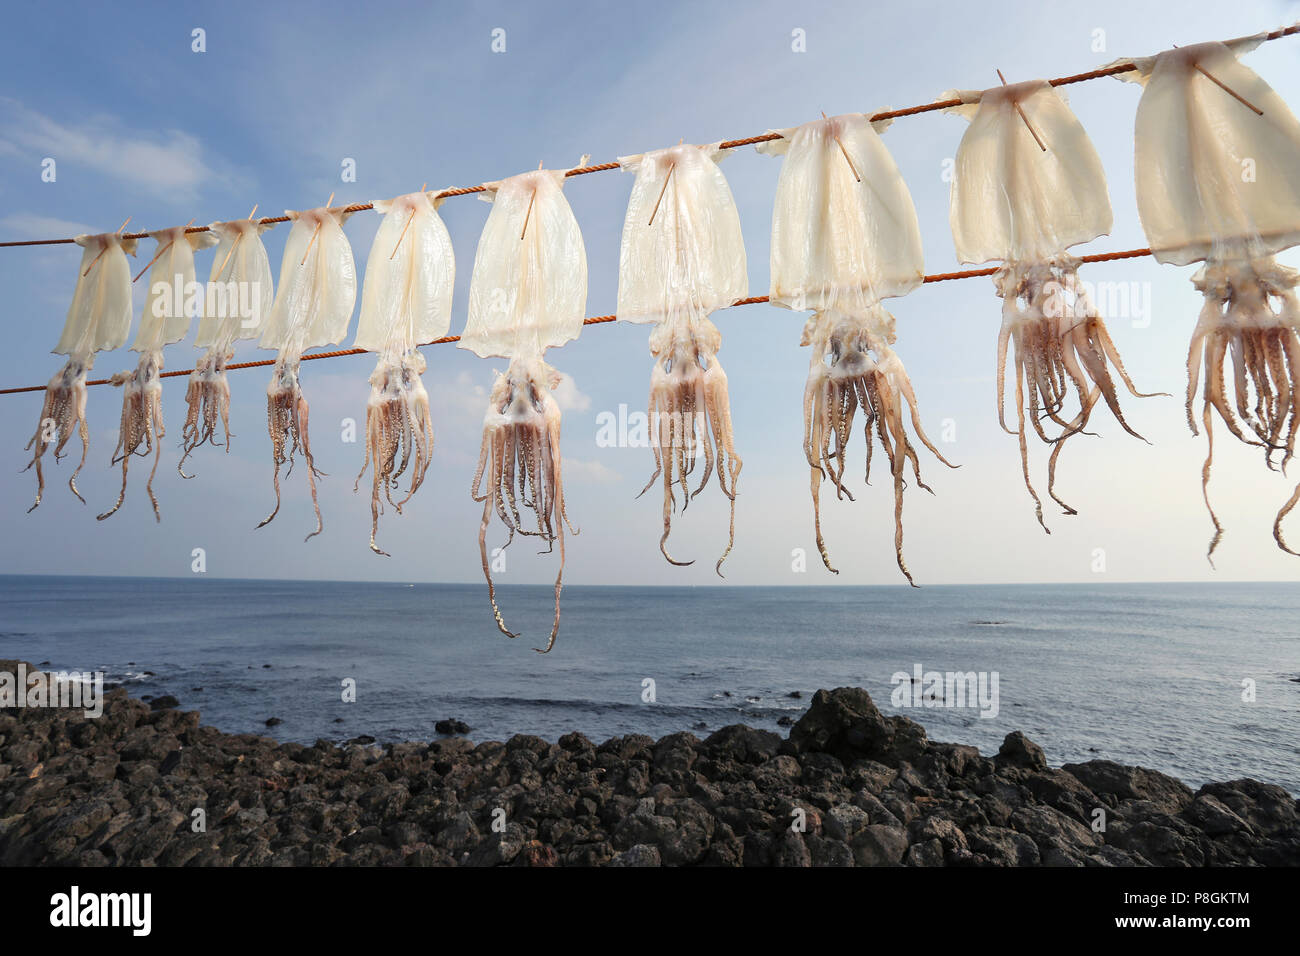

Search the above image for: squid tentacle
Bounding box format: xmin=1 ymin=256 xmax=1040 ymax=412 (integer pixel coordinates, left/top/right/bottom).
xmin=642 ymin=318 xmax=740 ymax=574
xmin=257 ymin=357 xmax=325 ymax=541
xmin=178 ymin=350 xmax=235 ymax=479
xmin=474 ymin=358 xmax=572 ymax=648
xmin=995 ymin=259 xmax=1158 ymax=530
xmin=24 ymin=358 xmax=92 ymax=512
xmin=1186 ymin=260 xmax=1300 ymax=559
xmin=800 ymin=313 xmax=948 ymax=581
xmin=97 ymin=353 xmax=165 ymax=523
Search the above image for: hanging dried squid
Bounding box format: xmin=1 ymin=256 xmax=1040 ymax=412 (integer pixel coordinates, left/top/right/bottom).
xmin=24 ymin=229 xmax=138 ymax=512
xmin=460 ymin=161 xmax=588 ymax=652
xmin=945 ymin=81 xmax=1161 ymax=532
xmin=617 ymin=143 xmax=747 ymax=573
xmin=761 ymin=113 xmax=955 ymax=583
xmin=97 ymin=225 xmax=216 ymax=521
xmin=352 ymin=189 xmax=455 ymax=555
xmin=1112 ymin=37 xmax=1300 ymax=561
xmin=178 ymin=214 xmax=275 ymax=477
xmin=257 ymin=203 xmax=357 ymax=540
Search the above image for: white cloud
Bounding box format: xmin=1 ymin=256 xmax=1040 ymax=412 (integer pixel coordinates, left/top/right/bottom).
xmin=551 ymin=372 xmax=592 ymax=412
xmin=0 ymin=213 xmax=98 ymax=241
xmin=430 ymin=369 xmax=491 ymax=419
xmin=0 ymin=98 xmax=236 ymax=200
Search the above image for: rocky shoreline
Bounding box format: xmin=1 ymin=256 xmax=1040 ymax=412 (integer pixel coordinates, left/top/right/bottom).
xmin=0 ymin=661 xmax=1296 ymax=866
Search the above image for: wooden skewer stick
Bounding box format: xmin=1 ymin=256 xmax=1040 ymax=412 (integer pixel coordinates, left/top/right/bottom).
xmin=82 ymin=218 xmax=133 ymax=277
xmin=82 ymin=247 xmax=108 ymax=277
xmin=133 ymin=219 xmax=194 ymax=283
xmin=1194 ymin=64 xmax=1264 ymax=116
xmin=216 ymin=235 xmax=242 ymax=281
xmin=392 ymin=209 xmax=418 ymax=259
xmin=520 ymin=190 xmax=537 ymax=240
xmin=300 ymin=193 xmax=334 ymax=266
xmin=1170 ymin=44 xmax=1263 ymax=116
xmin=390 ymin=184 xmax=426 ymax=260
xmin=822 ymin=111 xmax=861 ymax=183
xmin=648 ymin=162 xmax=677 ymax=226
xmin=214 ymin=206 xmax=260 ymax=280
xmin=997 ymin=70 xmax=1048 ymax=152
xmin=518 ymin=165 xmax=545 ymax=240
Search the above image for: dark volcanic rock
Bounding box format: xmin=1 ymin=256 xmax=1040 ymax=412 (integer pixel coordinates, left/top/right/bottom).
xmin=435 ymin=719 xmax=471 ymax=736
xmin=704 ymin=725 xmax=781 ymax=764
xmin=1062 ymin=760 xmax=1194 ymax=815
xmin=852 ymin=824 xmax=909 ymax=866
xmin=148 ymin=696 xmax=179 ymax=711
xmin=0 ymin=670 xmax=1293 ymax=867
xmin=997 ymin=732 xmax=1047 ymax=771
xmin=786 ymin=687 xmax=894 ymax=760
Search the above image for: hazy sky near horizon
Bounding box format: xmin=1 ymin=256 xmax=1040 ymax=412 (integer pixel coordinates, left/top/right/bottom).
xmin=2 ymin=0 xmax=1300 ymax=590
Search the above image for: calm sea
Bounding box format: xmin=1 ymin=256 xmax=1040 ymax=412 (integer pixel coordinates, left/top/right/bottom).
xmin=0 ymin=575 xmax=1296 ymax=794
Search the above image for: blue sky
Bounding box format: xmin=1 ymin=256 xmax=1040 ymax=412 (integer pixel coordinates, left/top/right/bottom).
xmin=1 ymin=0 xmax=1299 ymax=587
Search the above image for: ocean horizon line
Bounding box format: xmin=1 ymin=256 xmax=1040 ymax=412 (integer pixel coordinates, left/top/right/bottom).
xmin=0 ymin=572 xmax=1296 ymax=590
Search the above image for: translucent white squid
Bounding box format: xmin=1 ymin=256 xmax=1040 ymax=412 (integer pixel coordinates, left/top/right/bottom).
xmin=617 ymin=143 xmax=747 ymax=573
xmin=352 ymin=189 xmax=455 ymax=555
xmin=761 ymin=114 xmax=954 ymax=583
xmin=460 ymin=161 xmax=588 ymax=652
xmin=1112 ymin=37 xmax=1300 ymax=560
xmin=257 ymin=204 xmax=357 ymax=540
xmin=24 ymin=229 xmax=137 ymax=512
xmin=98 ymin=225 xmax=216 ymax=521
xmin=945 ymin=81 xmax=1159 ymax=531
xmin=178 ymin=213 xmax=275 ymax=478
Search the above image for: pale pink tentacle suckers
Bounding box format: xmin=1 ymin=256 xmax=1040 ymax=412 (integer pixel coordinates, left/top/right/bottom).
xmin=471 ymin=356 xmax=574 ymax=653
